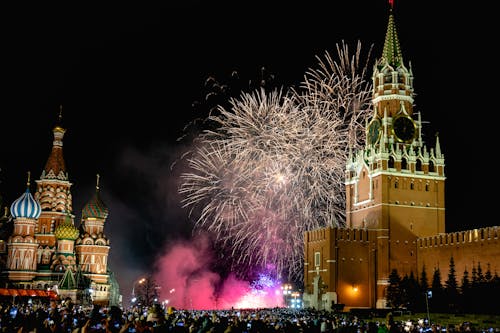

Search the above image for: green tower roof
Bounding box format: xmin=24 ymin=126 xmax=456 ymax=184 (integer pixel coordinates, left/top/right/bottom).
xmin=382 ymin=8 xmax=404 ymax=67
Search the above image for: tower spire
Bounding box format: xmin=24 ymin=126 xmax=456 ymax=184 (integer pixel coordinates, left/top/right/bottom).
xmin=382 ymin=0 xmax=403 ymax=67
xmin=96 ymin=174 xmax=100 ymax=191
xmin=27 ymin=171 xmax=31 ymax=187
xmin=58 ymin=105 xmax=63 ymax=123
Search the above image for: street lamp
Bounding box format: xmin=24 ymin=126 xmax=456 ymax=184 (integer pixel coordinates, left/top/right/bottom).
xmin=131 ymin=278 xmax=146 ymax=305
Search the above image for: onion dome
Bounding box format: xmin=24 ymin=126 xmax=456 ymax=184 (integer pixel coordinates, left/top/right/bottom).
xmin=10 ymin=172 xmax=41 ymax=219
xmin=82 ymin=174 xmax=109 ymax=219
xmin=55 ymin=214 xmax=79 ymax=240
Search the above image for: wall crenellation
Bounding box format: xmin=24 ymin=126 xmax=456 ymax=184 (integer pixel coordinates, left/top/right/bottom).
xmin=418 ymin=226 xmax=499 ymax=248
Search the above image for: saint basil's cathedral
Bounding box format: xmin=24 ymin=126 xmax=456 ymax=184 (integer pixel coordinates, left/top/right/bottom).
xmin=0 ymin=115 xmax=118 ymax=306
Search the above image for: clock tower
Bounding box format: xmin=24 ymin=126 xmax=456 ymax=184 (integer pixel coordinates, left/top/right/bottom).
xmin=344 ymin=4 xmax=445 ymax=307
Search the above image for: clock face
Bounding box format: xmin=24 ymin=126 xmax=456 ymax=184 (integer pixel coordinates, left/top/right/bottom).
xmin=392 ymin=116 xmax=416 ymax=142
xmin=367 ymin=118 xmax=382 ymax=145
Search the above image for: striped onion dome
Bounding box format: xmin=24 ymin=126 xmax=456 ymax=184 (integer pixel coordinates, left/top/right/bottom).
xmin=10 ymin=187 xmax=41 ymax=219
xmin=55 ymin=214 xmax=79 ymax=240
xmin=82 ymin=175 xmax=109 ymax=219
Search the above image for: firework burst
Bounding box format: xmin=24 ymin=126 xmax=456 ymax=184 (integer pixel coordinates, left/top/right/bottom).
xmin=178 ymin=41 xmax=373 ymax=283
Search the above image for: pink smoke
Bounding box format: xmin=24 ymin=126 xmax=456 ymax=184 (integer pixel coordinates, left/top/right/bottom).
xmin=153 ymin=234 xmax=284 ymax=310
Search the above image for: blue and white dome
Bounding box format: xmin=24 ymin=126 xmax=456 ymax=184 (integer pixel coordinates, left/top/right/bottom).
xmin=10 ymin=188 xmax=42 ymax=219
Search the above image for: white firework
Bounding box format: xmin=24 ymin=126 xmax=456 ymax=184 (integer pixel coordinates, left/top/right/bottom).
xmin=178 ymin=40 xmax=373 ymax=283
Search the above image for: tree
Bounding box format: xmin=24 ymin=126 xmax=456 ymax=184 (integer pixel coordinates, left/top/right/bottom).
xmin=444 ymin=256 xmax=459 ymax=312
xmin=430 ymin=267 xmax=444 ymax=312
xmin=484 ymin=263 xmax=492 ymax=282
xmin=471 ymin=262 xmax=478 ymax=285
xmin=460 ymin=267 xmax=471 ymax=313
xmin=402 ymin=271 xmax=420 ymax=312
xmin=461 ymin=267 xmax=470 ymax=291
xmin=386 ymin=269 xmax=402 ymax=309
xmin=476 ymin=261 xmax=484 ymax=283
xmin=419 ymin=265 xmax=429 ymax=291
xmin=445 ymin=256 xmax=458 ymax=291
xmin=135 ymin=275 xmax=160 ymax=307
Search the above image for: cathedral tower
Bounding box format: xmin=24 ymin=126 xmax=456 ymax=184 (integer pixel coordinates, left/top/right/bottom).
xmin=34 ymin=107 xmax=75 ymax=281
xmin=6 ymin=173 xmax=41 ymax=283
xmin=75 ymin=174 xmax=111 ymax=304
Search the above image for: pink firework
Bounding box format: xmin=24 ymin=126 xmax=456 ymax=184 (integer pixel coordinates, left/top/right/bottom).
xmin=178 ymin=41 xmax=373 ymax=283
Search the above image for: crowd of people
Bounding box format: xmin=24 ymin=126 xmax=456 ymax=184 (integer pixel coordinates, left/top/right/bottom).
xmin=0 ymin=298 xmax=496 ymax=333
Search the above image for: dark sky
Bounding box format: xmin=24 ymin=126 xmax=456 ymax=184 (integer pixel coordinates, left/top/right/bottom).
xmin=0 ymin=1 xmax=495 ymax=301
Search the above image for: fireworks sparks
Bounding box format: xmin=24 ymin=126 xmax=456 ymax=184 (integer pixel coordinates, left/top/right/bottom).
xmin=178 ymin=41 xmax=373 ymax=283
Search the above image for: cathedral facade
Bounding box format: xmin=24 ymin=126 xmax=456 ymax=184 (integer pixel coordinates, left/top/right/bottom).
xmin=0 ymin=118 xmax=113 ymax=305
xmin=303 ymin=6 xmax=500 ymax=310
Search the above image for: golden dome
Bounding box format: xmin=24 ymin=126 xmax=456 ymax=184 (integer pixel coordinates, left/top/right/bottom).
xmin=55 ymin=214 xmax=79 ymax=240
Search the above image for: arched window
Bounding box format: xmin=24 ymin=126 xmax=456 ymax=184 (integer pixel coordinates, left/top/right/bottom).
xmin=429 ymin=160 xmax=435 ymax=172
xmin=416 ymin=159 xmax=422 ymax=171
xmin=388 ymin=156 xmax=395 ymax=168
xmin=401 ymin=158 xmax=408 ymax=170
xmin=384 ymin=73 xmax=392 ymax=84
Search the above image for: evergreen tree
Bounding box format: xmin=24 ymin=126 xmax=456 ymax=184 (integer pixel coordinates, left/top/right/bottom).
xmin=445 ymin=256 xmax=458 ymax=290
xmin=493 ymin=272 xmax=500 ymax=315
xmin=461 ymin=267 xmax=470 ymax=291
xmin=400 ymin=274 xmax=409 ymax=309
xmin=460 ymin=267 xmax=471 ymax=313
xmin=431 ymin=267 xmax=442 ymax=291
xmin=430 ymin=267 xmax=444 ymax=312
xmin=386 ymin=268 xmax=402 ymax=309
xmin=477 ymin=261 xmax=484 ymax=282
xmin=484 ymin=263 xmax=492 ymax=282
xmin=405 ymin=271 xmax=421 ymax=312
xmin=444 ymin=256 xmax=459 ymax=313
xmin=493 ymin=271 xmax=500 ymax=284
xmin=471 ymin=262 xmax=478 ymax=286
xmin=420 ymin=265 xmax=429 ymax=291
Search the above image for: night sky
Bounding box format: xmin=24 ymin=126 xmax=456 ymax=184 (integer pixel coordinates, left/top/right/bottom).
xmin=0 ymin=1 xmax=494 ymax=301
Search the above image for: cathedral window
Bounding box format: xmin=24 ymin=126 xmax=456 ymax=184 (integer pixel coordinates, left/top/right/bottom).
xmin=410 ymin=183 xmax=414 ymax=190
xmin=394 ymin=181 xmax=399 ymax=189
xmin=425 ymin=183 xmax=429 ymax=191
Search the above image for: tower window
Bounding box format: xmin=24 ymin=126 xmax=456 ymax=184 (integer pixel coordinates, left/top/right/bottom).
xmin=410 ymin=183 xmax=414 ymax=190
xmin=395 ymin=181 xmax=399 ymax=189
xmin=416 ymin=159 xmax=422 ymax=171
xmin=429 ymin=161 xmax=435 ymax=172
xmin=401 ymin=158 xmax=408 ymax=170
xmin=314 ymin=252 xmax=321 ymax=267
xmin=389 ymin=156 xmax=395 ymax=168
xmin=425 ymin=183 xmax=429 ymax=191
